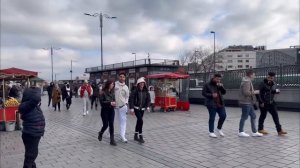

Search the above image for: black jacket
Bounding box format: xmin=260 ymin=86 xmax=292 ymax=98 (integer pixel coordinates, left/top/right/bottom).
xmin=257 ymin=79 xmax=278 ymax=104
xmin=129 ymin=87 xmax=151 ymax=110
xmin=202 ymin=79 xmax=226 ymax=107
xmin=47 ymin=84 xmax=54 ymax=96
xmin=8 ymin=85 xmax=19 ymax=98
xmin=19 ymin=87 xmax=45 ymax=137
xmin=99 ymin=90 xmax=115 ymax=110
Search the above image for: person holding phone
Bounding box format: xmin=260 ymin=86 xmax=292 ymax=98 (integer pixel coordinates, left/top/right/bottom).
xmin=257 ymin=72 xmax=287 ymax=135
xmin=202 ymin=74 xmax=227 ymax=138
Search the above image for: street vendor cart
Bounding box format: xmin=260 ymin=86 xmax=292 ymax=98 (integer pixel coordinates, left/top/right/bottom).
xmin=146 ymin=72 xmax=190 ymax=112
xmin=0 ymin=68 xmax=38 ymax=131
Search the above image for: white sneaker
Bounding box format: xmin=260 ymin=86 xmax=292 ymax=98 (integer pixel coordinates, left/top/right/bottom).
xmin=121 ymin=137 xmax=128 ymax=143
xmin=86 ymin=111 xmax=89 ymax=114
xmin=83 ymin=112 xmax=86 ymax=116
xmin=238 ymin=132 xmax=250 ymax=137
xmin=209 ymin=133 xmax=217 ymax=138
xmin=252 ymin=132 xmax=263 ymax=137
xmin=217 ymin=129 xmax=225 ymax=137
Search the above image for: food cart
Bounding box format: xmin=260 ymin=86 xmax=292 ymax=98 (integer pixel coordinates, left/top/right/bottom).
xmin=0 ymin=68 xmax=38 ymax=131
xmin=146 ymin=72 xmax=190 ymax=112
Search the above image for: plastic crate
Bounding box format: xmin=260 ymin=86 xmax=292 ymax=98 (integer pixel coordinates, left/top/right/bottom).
xmin=0 ymin=107 xmax=18 ymax=121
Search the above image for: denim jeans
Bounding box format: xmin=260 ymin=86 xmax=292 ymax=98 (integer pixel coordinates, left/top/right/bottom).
xmin=207 ymin=106 xmax=227 ymax=133
xmin=239 ymin=104 xmax=257 ymax=133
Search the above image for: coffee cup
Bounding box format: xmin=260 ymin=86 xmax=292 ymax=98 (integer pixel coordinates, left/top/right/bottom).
xmin=254 ymin=90 xmax=260 ymax=94
xmin=276 ymin=89 xmax=280 ymax=93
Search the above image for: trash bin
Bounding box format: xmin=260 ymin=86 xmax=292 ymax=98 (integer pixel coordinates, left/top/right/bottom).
xmin=5 ymin=121 xmax=16 ymax=132
xmin=0 ymin=121 xmax=5 ymax=131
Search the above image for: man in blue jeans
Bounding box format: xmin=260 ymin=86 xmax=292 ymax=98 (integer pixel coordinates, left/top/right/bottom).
xmin=238 ymin=69 xmax=263 ymax=137
xmin=202 ymin=74 xmax=227 ymax=138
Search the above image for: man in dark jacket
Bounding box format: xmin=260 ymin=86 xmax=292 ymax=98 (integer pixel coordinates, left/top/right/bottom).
xmin=19 ymin=85 xmax=45 ymax=168
xmin=257 ymin=72 xmax=287 ymax=135
xmin=47 ymin=82 xmax=54 ymax=107
xmin=202 ymin=74 xmax=227 ymax=138
xmin=91 ymin=82 xmax=100 ymax=110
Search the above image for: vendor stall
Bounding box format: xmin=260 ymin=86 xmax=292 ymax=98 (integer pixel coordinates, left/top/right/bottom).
xmin=146 ymin=72 xmax=190 ymax=112
xmin=0 ymin=67 xmax=38 ymax=131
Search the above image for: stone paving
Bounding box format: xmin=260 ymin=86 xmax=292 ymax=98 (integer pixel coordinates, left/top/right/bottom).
xmin=0 ymin=96 xmax=299 ymax=168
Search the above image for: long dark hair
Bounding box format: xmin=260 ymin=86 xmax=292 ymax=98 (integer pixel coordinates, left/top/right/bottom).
xmin=102 ymin=80 xmax=114 ymax=92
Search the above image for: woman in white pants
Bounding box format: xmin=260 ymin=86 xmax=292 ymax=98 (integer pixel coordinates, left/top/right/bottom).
xmin=78 ymin=80 xmax=93 ymax=116
xmin=114 ymin=73 xmax=130 ymax=142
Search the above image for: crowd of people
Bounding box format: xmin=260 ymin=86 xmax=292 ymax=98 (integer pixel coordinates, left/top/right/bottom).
xmin=17 ymin=70 xmax=287 ymax=167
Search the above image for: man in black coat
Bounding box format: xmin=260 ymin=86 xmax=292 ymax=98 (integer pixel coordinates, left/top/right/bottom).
xmin=19 ymin=85 xmax=45 ymax=168
xmin=202 ymin=74 xmax=227 ymax=138
xmin=47 ymin=82 xmax=54 ymax=107
xmin=257 ymin=72 xmax=287 ymax=135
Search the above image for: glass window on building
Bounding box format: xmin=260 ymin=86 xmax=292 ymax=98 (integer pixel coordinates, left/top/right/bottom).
xmin=227 ymin=55 xmax=233 ymax=58
xmin=227 ymin=60 xmax=233 ymax=63
xmin=238 ymin=65 xmax=243 ymax=68
xmin=238 ymin=60 xmax=243 ymax=63
xmin=245 ymin=60 xmax=249 ymax=63
xmin=245 ymin=65 xmax=250 ymax=68
xmin=228 ymin=65 xmax=233 ymax=68
xmin=237 ymin=55 xmax=243 ymax=57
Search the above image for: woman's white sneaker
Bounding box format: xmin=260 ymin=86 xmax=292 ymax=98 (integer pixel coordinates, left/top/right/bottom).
xmin=217 ymin=129 xmax=225 ymax=137
xmin=238 ymin=132 xmax=250 ymax=137
xmin=252 ymin=132 xmax=263 ymax=137
xmin=209 ymin=133 xmax=217 ymax=138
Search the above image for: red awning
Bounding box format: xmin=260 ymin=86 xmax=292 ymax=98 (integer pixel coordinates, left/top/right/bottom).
xmin=146 ymin=72 xmax=190 ymax=79
xmin=0 ymin=67 xmax=38 ymax=79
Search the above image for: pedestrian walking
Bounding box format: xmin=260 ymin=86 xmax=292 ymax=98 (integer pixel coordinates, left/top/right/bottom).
xmin=78 ymin=80 xmax=93 ymax=116
xmin=257 ymin=72 xmax=287 ymax=135
xmin=114 ymin=73 xmax=130 ymax=143
xmin=129 ymin=77 xmax=151 ymax=144
xmin=91 ymin=82 xmax=100 ymax=110
xmin=61 ymin=82 xmax=67 ymax=104
xmin=202 ymin=74 xmax=227 ymax=138
xmin=238 ymin=70 xmax=263 ymax=137
xmin=52 ymin=84 xmax=61 ymax=112
xmin=47 ymin=82 xmax=54 ymax=107
xmin=149 ymin=86 xmax=155 ymax=112
xmin=63 ymin=83 xmax=72 ymax=110
xmin=98 ymin=80 xmax=117 ymax=146
xmin=19 ymin=85 xmax=45 ymax=168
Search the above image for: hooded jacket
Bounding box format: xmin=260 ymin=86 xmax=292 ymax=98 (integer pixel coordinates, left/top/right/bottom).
xmin=257 ymin=78 xmax=278 ymax=104
xmin=129 ymin=86 xmax=151 ymax=110
xmin=239 ymin=77 xmax=256 ymax=105
xmin=202 ymin=79 xmax=226 ymax=107
xmin=19 ymin=87 xmax=45 ymax=137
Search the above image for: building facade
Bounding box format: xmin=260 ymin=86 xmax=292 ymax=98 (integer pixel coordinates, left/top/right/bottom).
xmin=85 ymin=59 xmax=180 ymax=90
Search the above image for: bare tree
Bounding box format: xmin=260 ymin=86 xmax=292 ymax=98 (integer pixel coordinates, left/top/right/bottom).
xmin=178 ymin=50 xmax=192 ymax=66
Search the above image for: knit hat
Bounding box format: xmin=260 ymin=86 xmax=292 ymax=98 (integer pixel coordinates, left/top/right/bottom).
xmin=136 ymin=77 xmax=146 ymax=85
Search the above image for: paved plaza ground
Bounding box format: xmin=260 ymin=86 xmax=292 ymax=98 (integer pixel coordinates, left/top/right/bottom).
xmin=0 ymin=96 xmax=299 ymax=168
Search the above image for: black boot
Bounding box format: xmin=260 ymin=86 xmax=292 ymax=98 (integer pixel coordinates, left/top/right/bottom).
xmin=139 ymin=134 xmax=145 ymax=143
xmin=98 ymin=132 xmax=103 ymax=141
xmin=110 ymin=135 xmax=117 ymax=146
xmin=134 ymin=132 xmax=139 ymax=141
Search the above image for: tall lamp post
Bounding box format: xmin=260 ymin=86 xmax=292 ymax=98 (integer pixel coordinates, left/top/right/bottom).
xmin=131 ymin=52 xmax=137 ymax=66
xmin=84 ymin=12 xmax=117 ymax=70
xmin=210 ymin=31 xmax=216 ymax=72
xmin=70 ymin=60 xmax=77 ymax=82
xmin=43 ymin=46 xmax=61 ymax=82
xmin=54 ymin=73 xmax=59 ymax=82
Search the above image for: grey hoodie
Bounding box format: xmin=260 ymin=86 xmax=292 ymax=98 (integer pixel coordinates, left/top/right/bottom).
xmin=239 ymin=77 xmax=256 ymax=105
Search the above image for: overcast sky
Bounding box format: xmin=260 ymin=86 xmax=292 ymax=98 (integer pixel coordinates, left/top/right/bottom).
xmin=1 ymin=0 xmax=299 ymax=81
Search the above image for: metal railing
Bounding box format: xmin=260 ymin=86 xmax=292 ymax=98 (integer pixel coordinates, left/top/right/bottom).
xmin=190 ymin=64 xmax=300 ymax=89
xmin=85 ymin=59 xmax=179 ymax=73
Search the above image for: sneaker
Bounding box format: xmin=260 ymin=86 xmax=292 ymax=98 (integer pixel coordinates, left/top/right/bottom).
xmin=120 ymin=137 xmax=128 ymax=143
xmin=217 ymin=129 xmax=225 ymax=137
xmin=252 ymin=132 xmax=263 ymax=137
xmin=238 ymin=132 xmax=250 ymax=137
xmin=258 ymin=129 xmax=269 ymax=134
xmin=110 ymin=140 xmax=117 ymax=146
xmin=86 ymin=111 xmax=89 ymax=115
xmin=83 ymin=112 xmax=86 ymax=116
xmin=209 ymin=133 xmax=217 ymax=138
xmin=278 ymin=130 xmax=287 ymax=136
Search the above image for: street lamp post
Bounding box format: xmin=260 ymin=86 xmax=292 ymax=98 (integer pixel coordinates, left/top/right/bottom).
xmin=43 ymin=46 xmax=61 ymax=82
xmin=70 ymin=60 xmax=77 ymax=82
xmin=131 ymin=52 xmax=137 ymax=66
xmin=55 ymin=73 xmax=59 ymax=82
xmin=210 ymin=31 xmax=216 ymax=72
xmin=84 ymin=12 xmax=117 ymax=70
